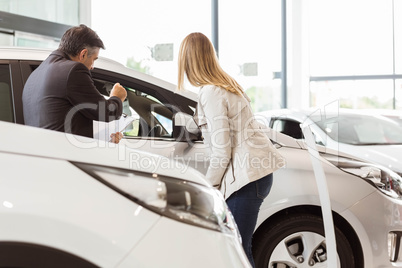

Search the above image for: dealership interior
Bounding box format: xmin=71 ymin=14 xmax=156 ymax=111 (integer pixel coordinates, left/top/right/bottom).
xmin=2 ymin=0 xmax=402 ymax=111
xmin=2 ymin=1 xmax=402 ymax=268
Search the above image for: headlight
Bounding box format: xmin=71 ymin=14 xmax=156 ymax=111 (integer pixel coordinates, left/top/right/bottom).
xmin=323 ymin=154 xmax=402 ymax=199
xmin=73 ymin=162 xmax=240 ymax=240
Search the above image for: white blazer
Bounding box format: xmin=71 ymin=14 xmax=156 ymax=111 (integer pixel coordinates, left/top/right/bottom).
xmin=195 ymin=85 xmax=285 ymax=199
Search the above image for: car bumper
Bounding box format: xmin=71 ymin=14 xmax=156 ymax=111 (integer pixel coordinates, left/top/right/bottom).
xmin=346 ymin=191 xmax=402 ymax=267
xmin=117 ymin=216 xmax=251 ymax=268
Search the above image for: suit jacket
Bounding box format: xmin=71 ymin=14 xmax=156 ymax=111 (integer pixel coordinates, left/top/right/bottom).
xmin=195 ymin=85 xmax=285 ymax=199
xmin=22 ymin=50 xmax=122 ymax=138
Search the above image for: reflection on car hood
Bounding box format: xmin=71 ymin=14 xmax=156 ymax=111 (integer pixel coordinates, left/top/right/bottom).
xmin=338 ymin=143 xmax=402 ymax=174
xmin=0 ymin=121 xmax=208 ymax=186
xmin=299 ymin=139 xmax=402 ymax=174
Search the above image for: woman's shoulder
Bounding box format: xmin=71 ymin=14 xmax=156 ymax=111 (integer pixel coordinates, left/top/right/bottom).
xmin=198 ymin=85 xmax=229 ymax=107
xmin=201 ymin=84 xmax=219 ymax=92
xmin=200 ymin=85 xmax=228 ymax=98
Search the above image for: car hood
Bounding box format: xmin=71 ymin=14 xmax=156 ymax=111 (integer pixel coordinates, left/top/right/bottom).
xmin=337 ymin=143 xmax=402 ymax=174
xmin=0 ymin=122 xmax=208 ymax=186
xmin=297 ymin=139 xmax=402 ymax=175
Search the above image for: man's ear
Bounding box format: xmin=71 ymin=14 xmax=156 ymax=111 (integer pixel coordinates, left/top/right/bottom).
xmin=78 ymin=48 xmax=88 ymax=61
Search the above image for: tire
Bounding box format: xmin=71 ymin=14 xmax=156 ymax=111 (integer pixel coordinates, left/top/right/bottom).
xmin=252 ymin=214 xmax=355 ymax=268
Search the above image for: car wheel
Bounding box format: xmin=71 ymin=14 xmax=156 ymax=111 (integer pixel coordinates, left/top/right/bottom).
xmin=0 ymin=242 xmax=99 ymax=268
xmin=252 ymin=214 xmax=355 ymax=268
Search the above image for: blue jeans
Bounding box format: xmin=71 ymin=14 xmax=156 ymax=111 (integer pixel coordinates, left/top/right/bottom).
xmin=226 ymin=173 xmax=273 ymax=268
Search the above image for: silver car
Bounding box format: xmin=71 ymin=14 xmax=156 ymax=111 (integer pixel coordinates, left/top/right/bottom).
xmin=2 ymin=47 xmax=402 ymax=267
xmin=258 ymin=108 xmax=402 ymax=176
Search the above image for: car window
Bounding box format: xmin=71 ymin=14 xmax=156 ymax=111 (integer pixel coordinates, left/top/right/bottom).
xmin=0 ymin=65 xmax=14 ymax=122
xmin=315 ymin=114 xmax=402 ymax=145
xmin=151 ymin=111 xmax=172 ymax=134
xmin=272 ymin=119 xmax=304 ymax=140
xmin=22 ymin=61 xmax=196 ymax=135
xmin=272 ymin=118 xmax=326 ymax=145
xmin=93 ymin=78 xmax=173 ymax=138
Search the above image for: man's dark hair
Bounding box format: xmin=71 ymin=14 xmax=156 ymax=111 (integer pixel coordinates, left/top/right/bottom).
xmin=58 ymin=24 xmax=105 ymax=57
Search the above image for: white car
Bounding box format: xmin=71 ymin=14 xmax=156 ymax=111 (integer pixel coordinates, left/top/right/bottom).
xmin=2 ymin=47 xmax=402 ymax=267
xmin=0 ymin=121 xmax=250 ymax=267
xmin=361 ymin=108 xmax=402 ymax=126
xmin=258 ymin=108 xmax=402 ymax=176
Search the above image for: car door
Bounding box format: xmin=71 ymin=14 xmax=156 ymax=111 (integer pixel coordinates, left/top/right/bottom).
xmin=15 ymin=59 xmax=210 ymax=175
xmin=90 ymin=68 xmax=210 ymax=175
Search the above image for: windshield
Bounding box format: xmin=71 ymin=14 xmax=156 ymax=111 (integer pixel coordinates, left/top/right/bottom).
xmin=313 ymin=114 xmax=402 ymax=145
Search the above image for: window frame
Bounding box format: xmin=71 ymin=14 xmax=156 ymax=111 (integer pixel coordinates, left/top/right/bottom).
xmin=0 ymin=62 xmax=14 ymax=122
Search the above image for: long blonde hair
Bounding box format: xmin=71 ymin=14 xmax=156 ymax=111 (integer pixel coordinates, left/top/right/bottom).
xmin=177 ymin=32 xmax=243 ymax=95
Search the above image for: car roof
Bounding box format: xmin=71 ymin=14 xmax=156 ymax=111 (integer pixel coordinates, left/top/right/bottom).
xmin=0 ymin=121 xmax=207 ymax=186
xmin=0 ymin=46 xmax=197 ymax=102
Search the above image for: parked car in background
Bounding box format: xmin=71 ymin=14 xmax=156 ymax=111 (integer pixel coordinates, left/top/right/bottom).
xmin=0 ymin=120 xmax=249 ymax=268
xmin=360 ymin=108 xmax=402 ymax=126
xmin=2 ymin=47 xmax=402 ymax=267
xmin=258 ymin=108 xmax=402 ymax=177
xmin=383 ymin=112 xmax=402 ymax=126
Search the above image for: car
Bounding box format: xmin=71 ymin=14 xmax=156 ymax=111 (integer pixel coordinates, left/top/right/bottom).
xmin=0 ymin=120 xmax=250 ymax=268
xmin=361 ymin=108 xmax=402 ymax=126
xmin=2 ymin=46 xmax=402 ymax=267
xmin=257 ymin=108 xmax=402 ymax=176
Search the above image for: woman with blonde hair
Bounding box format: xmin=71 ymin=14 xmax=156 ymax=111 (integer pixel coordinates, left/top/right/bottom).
xmin=178 ymin=32 xmax=284 ymax=267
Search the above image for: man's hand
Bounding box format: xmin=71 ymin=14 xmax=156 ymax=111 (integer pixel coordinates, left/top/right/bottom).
xmin=110 ymin=83 xmax=127 ymax=102
xmin=110 ymin=132 xmax=123 ymax=144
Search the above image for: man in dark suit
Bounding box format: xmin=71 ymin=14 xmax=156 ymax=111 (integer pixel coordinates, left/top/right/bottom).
xmin=22 ymin=24 xmax=127 ymax=143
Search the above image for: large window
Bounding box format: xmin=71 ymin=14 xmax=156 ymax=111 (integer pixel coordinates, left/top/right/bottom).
xmin=0 ymin=32 xmax=13 ymax=46
xmin=308 ymin=0 xmax=393 ymax=76
xmin=15 ymin=32 xmax=60 ymax=49
xmin=219 ymin=0 xmax=282 ymax=112
xmin=310 ymin=80 xmax=395 ymax=109
xmin=89 ymin=0 xmax=402 ymax=111
xmin=395 ymin=79 xmax=402 ymax=109
xmin=1 ymin=0 xmax=402 ymax=111
xmin=0 ymin=0 xmax=80 ymax=25
xmin=306 ymin=0 xmax=401 ymax=110
xmin=0 ymin=0 xmax=81 ymax=48
xmin=91 ymin=0 xmax=211 ymax=85
xmin=91 ymin=1 xmax=282 ymax=113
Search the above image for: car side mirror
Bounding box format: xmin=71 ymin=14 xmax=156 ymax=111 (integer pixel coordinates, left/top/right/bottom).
xmin=172 ymin=112 xmax=202 ymax=142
